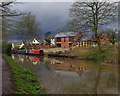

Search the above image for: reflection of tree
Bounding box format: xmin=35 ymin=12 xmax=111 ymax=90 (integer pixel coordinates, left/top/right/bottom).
xmin=30 ymin=62 xmax=34 ymax=73
xmin=93 ymin=68 xmax=102 ymax=94
xmin=23 ymin=61 xmax=27 ymax=69
xmin=106 ymin=73 xmax=118 ymax=89
xmin=45 ymin=62 xmax=51 ymax=70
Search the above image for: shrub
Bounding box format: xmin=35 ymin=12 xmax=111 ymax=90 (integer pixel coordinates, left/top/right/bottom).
xmin=5 ymin=43 xmax=12 ymax=54
xmin=85 ymin=45 xmax=112 ymax=61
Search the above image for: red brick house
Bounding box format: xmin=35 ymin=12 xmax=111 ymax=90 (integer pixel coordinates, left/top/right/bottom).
xmin=91 ymin=35 xmax=111 ymax=45
xmin=54 ymin=30 xmax=82 ymax=47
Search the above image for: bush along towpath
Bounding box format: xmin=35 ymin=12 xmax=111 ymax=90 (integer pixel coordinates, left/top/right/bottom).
xmin=2 ymin=54 xmax=48 ymax=95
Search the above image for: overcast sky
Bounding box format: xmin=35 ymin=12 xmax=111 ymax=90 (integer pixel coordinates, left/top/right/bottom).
xmin=10 ymin=2 xmax=73 ymax=40
xmin=10 ymin=1 xmax=118 ymax=41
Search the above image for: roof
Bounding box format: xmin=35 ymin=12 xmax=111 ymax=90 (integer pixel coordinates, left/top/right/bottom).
xmin=77 ymin=36 xmax=91 ymax=42
xmin=91 ymin=35 xmax=109 ymax=41
xmin=55 ymin=32 xmax=78 ymax=38
xmin=81 ymin=37 xmax=90 ymax=41
xmin=37 ymin=38 xmax=47 ymax=44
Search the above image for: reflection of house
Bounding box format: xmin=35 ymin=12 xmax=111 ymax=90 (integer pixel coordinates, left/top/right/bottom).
xmin=54 ymin=63 xmax=70 ymax=71
xmin=33 ymin=62 xmax=38 ymax=65
xmin=75 ymin=70 xmax=82 ymax=76
xmin=54 ymin=30 xmax=82 ymax=47
xmin=54 ymin=63 xmax=83 ymax=76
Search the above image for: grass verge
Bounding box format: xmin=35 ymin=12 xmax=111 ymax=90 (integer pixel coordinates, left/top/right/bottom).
xmin=2 ymin=54 xmax=48 ymax=95
xmin=85 ymin=45 xmax=112 ymax=61
xmin=49 ymin=45 xmax=118 ymax=64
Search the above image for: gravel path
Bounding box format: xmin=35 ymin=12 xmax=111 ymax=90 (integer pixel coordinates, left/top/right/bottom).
xmin=2 ymin=57 xmax=15 ymax=95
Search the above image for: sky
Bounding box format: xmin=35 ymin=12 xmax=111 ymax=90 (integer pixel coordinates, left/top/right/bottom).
xmin=9 ymin=1 xmax=118 ymax=41
xmin=10 ymin=2 xmax=73 ymax=40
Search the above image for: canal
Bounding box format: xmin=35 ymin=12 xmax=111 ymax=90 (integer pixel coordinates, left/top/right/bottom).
xmin=11 ymin=54 xmax=118 ymax=94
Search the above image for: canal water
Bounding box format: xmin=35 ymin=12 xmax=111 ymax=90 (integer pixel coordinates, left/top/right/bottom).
xmin=11 ymin=54 xmax=118 ymax=94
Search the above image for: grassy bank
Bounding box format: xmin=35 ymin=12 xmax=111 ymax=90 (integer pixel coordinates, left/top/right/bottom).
xmin=2 ymin=54 xmax=48 ymax=95
xmin=85 ymin=45 xmax=118 ymax=64
xmin=49 ymin=45 xmax=118 ymax=64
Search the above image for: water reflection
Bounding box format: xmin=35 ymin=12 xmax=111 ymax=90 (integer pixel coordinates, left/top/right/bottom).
xmin=11 ymin=54 xmax=118 ymax=94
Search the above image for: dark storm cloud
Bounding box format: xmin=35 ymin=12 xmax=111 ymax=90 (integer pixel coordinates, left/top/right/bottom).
xmin=11 ymin=2 xmax=73 ymax=39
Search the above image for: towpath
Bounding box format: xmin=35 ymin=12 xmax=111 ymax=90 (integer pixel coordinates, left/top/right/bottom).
xmin=2 ymin=57 xmax=15 ymax=95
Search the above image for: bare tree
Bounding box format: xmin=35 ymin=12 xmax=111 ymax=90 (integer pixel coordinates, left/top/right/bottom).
xmin=103 ymin=28 xmax=118 ymax=45
xmin=1 ymin=0 xmax=22 ymax=40
xmin=14 ymin=12 xmax=41 ymax=45
xmin=45 ymin=31 xmax=51 ymax=44
xmin=68 ymin=1 xmax=118 ymax=52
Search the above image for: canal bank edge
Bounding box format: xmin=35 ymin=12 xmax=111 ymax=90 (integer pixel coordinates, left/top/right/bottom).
xmin=2 ymin=54 xmax=48 ymax=95
xmin=46 ymin=45 xmax=118 ymax=64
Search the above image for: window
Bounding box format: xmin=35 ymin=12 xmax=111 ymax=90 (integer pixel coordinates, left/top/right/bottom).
xmin=64 ymin=37 xmax=66 ymax=42
xmin=57 ymin=43 xmax=61 ymax=47
xmin=69 ymin=36 xmax=74 ymax=42
xmin=69 ymin=43 xmax=72 ymax=47
xmin=57 ymin=37 xmax=61 ymax=42
xmin=100 ymin=37 xmax=103 ymax=40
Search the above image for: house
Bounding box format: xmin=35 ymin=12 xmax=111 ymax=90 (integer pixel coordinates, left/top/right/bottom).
xmin=76 ymin=36 xmax=96 ymax=47
xmin=12 ymin=42 xmax=20 ymax=50
xmin=54 ymin=30 xmax=82 ymax=47
xmin=91 ymin=35 xmax=111 ymax=45
xmin=19 ymin=42 xmax=25 ymax=49
xmin=31 ymin=38 xmax=47 ymax=45
xmin=50 ymin=38 xmax=55 ymax=47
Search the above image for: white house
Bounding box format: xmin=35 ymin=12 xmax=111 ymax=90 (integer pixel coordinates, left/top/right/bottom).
xmin=31 ymin=38 xmax=47 ymax=45
xmin=50 ymin=39 xmax=55 ymax=46
xmin=31 ymin=39 xmax=40 ymax=45
xmin=12 ymin=42 xmax=20 ymax=50
xmin=19 ymin=42 xmax=25 ymax=49
xmin=12 ymin=42 xmax=25 ymax=50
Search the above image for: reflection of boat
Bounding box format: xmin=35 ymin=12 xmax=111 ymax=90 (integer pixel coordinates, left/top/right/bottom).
xmin=29 ymin=56 xmax=40 ymax=62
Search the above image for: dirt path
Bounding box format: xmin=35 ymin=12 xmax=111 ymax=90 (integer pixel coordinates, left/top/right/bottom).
xmin=2 ymin=57 xmax=15 ymax=95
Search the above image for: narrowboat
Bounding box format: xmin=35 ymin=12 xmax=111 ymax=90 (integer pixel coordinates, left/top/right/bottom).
xmin=29 ymin=50 xmax=44 ymax=55
xmin=17 ymin=50 xmax=29 ymax=54
xmin=17 ymin=49 xmax=44 ymax=55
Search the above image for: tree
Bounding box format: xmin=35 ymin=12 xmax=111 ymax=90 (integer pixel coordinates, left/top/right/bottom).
xmin=1 ymin=0 xmax=22 ymax=40
xmin=69 ymin=1 xmax=118 ymax=52
xmin=45 ymin=31 xmax=51 ymax=44
xmin=14 ymin=12 xmax=41 ymax=47
xmin=2 ymin=41 xmax=8 ymax=53
xmin=103 ymin=28 xmax=118 ymax=45
xmin=5 ymin=43 xmax=12 ymax=54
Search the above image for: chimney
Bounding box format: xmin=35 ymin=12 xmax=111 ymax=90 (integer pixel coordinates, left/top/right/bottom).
xmin=57 ymin=30 xmax=59 ymax=34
